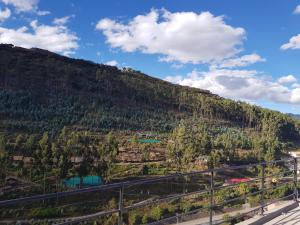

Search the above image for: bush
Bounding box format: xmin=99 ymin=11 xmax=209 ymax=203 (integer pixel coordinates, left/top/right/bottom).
xmin=30 ymin=207 xmax=60 ymax=218
xmin=180 ymin=202 xmax=193 ymax=213
xmin=142 ymin=214 xmax=150 ymax=224
xmin=167 ymin=204 xmax=177 ymax=214
xmin=247 ymin=195 xmax=260 ymax=207
xmin=128 ymin=212 xmax=141 ymax=225
xmin=272 ymin=184 xmax=291 ymax=199
xmin=222 ymin=212 xmax=243 ymax=225
xmin=151 ymin=206 xmax=163 ymax=221
xmin=222 ymin=213 xmax=231 ymax=224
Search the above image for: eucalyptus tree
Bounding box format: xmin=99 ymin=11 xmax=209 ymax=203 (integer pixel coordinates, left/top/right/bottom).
xmin=0 ymin=135 xmax=8 ymax=184
xmin=24 ymin=134 xmax=36 ymax=155
xmin=96 ymin=132 xmax=118 ymax=183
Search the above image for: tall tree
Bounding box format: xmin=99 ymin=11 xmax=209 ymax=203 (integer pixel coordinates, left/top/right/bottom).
xmin=96 ymin=132 xmax=118 ymax=182
xmin=24 ymin=134 xmax=35 ymax=155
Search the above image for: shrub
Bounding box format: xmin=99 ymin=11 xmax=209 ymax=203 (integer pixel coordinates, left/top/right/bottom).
xmin=247 ymin=195 xmax=260 ymax=207
xmin=151 ymin=206 xmax=163 ymax=221
xmin=128 ymin=212 xmax=141 ymax=225
xmin=272 ymin=184 xmax=291 ymax=199
xmin=180 ymin=202 xmax=193 ymax=213
xmin=167 ymin=204 xmax=177 ymax=214
xmin=222 ymin=213 xmax=231 ymax=224
xmin=142 ymin=214 xmax=150 ymax=224
xmin=30 ymin=207 xmax=60 ymax=218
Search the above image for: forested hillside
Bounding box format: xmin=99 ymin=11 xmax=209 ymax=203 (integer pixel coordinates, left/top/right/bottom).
xmin=0 ymin=44 xmax=299 ymax=142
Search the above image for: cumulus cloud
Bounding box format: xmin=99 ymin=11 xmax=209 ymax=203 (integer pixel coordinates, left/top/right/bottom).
xmin=96 ymin=9 xmax=245 ymax=64
xmin=0 ymin=0 xmax=38 ymax=12
xmin=53 ymin=15 xmax=73 ymax=25
xmin=105 ymin=60 xmax=118 ymax=66
xmin=215 ymin=53 xmax=265 ymax=68
xmin=294 ymin=5 xmax=300 ymax=14
xmin=292 ymin=83 xmax=300 ymax=88
xmin=0 ymin=0 xmax=49 ymax=15
xmin=0 ymin=20 xmax=79 ymax=55
xmin=278 ymin=75 xmax=297 ymax=84
xmin=281 ymin=34 xmax=300 ymax=50
xmin=36 ymin=10 xmax=50 ymax=16
xmin=0 ymin=7 xmax=10 ymax=21
xmin=165 ymin=69 xmax=300 ymax=104
xmin=171 ymin=63 xmax=184 ymax=69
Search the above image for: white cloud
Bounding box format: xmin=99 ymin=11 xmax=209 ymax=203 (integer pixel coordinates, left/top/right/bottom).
xmin=165 ymin=75 xmax=184 ymax=83
xmin=281 ymin=34 xmax=300 ymax=50
xmin=36 ymin=10 xmax=50 ymax=16
xmin=0 ymin=19 xmax=79 ymax=55
xmin=294 ymin=5 xmax=300 ymax=14
xmin=0 ymin=7 xmax=10 ymax=21
xmin=0 ymin=0 xmax=38 ymax=12
xmin=0 ymin=0 xmax=49 ymax=15
xmin=96 ymin=9 xmax=245 ymax=64
xmin=216 ymin=53 xmax=265 ymax=68
xmin=171 ymin=63 xmax=184 ymax=69
xmin=105 ymin=60 xmax=118 ymax=66
xmin=165 ymin=69 xmax=300 ymax=104
xmin=278 ymin=75 xmax=297 ymax=84
xmin=53 ymin=15 xmax=73 ymax=25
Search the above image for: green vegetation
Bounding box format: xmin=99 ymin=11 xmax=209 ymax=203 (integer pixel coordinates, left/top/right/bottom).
xmin=0 ymin=44 xmax=299 ymax=141
xmin=0 ymin=44 xmax=299 ymax=174
xmin=0 ymin=128 xmax=119 ymax=195
xmin=166 ymin=119 xmax=289 ymax=172
xmin=0 ymin=44 xmax=300 ymax=224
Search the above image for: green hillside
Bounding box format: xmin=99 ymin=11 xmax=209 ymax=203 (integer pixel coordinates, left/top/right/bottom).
xmin=0 ymin=44 xmax=299 ymax=142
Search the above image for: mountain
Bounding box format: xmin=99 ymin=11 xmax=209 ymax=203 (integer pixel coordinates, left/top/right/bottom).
xmin=0 ymin=44 xmax=299 ymax=142
xmin=288 ymin=113 xmax=300 ymax=120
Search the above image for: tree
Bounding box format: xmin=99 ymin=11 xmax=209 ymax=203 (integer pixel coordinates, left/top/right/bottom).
xmin=167 ymin=124 xmax=187 ymax=171
xmin=0 ymin=135 xmax=6 ymax=152
xmin=59 ymin=126 xmax=68 ymax=142
xmin=25 ymin=134 xmax=35 ymax=154
xmin=15 ymin=134 xmax=24 ymax=151
xmin=96 ymin=132 xmax=118 ymax=182
xmin=207 ymin=151 xmax=221 ymax=169
xmin=238 ymin=183 xmax=249 ymax=202
xmin=51 ymin=142 xmax=59 ymax=166
xmin=0 ymin=143 xmax=8 ymax=184
xmin=38 ymin=132 xmax=52 ymax=193
xmin=58 ymin=146 xmax=71 ymax=179
xmin=68 ymin=132 xmax=93 ymax=188
xmin=132 ymin=134 xmax=139 ymax=145
xmin=39 ymin=132 xmax=52 ymax=171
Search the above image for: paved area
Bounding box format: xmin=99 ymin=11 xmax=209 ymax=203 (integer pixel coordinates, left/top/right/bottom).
xmin=264 ymin=207 xmax=300 ymax=225
xmin=176 ymin=206 xmax=256 ymax=225
xmin=176 ymin=201 xmax=297 ymax=225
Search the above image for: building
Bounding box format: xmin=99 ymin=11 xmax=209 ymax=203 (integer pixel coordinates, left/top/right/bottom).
xmin=12 ymin=155 xmax=34 ymax=167
xmin=12 ymin=155 xmax=24 ymax=166
xmin=23 ymin=157 xmax=34 ymax=165
xmin=70 ymin=156 xmax=84 ymax=167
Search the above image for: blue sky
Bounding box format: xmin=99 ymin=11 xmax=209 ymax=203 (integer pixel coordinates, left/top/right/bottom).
xmin=1 ymin=0 xmax=300 ymax=114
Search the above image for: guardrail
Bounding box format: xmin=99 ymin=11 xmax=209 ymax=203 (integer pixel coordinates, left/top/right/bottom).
xmin=0 ymin=158 xmax=298 ymax=225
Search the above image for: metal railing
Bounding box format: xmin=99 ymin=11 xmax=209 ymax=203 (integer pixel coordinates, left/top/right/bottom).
xmin=0 ymin=158 xmax=298 ymax=225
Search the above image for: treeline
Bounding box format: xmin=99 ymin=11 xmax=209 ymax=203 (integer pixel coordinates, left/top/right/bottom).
xmin=167 ymin=120 xmax=287 ymax=171
xmin=0 ymin=128 xmax=118 ymax=186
